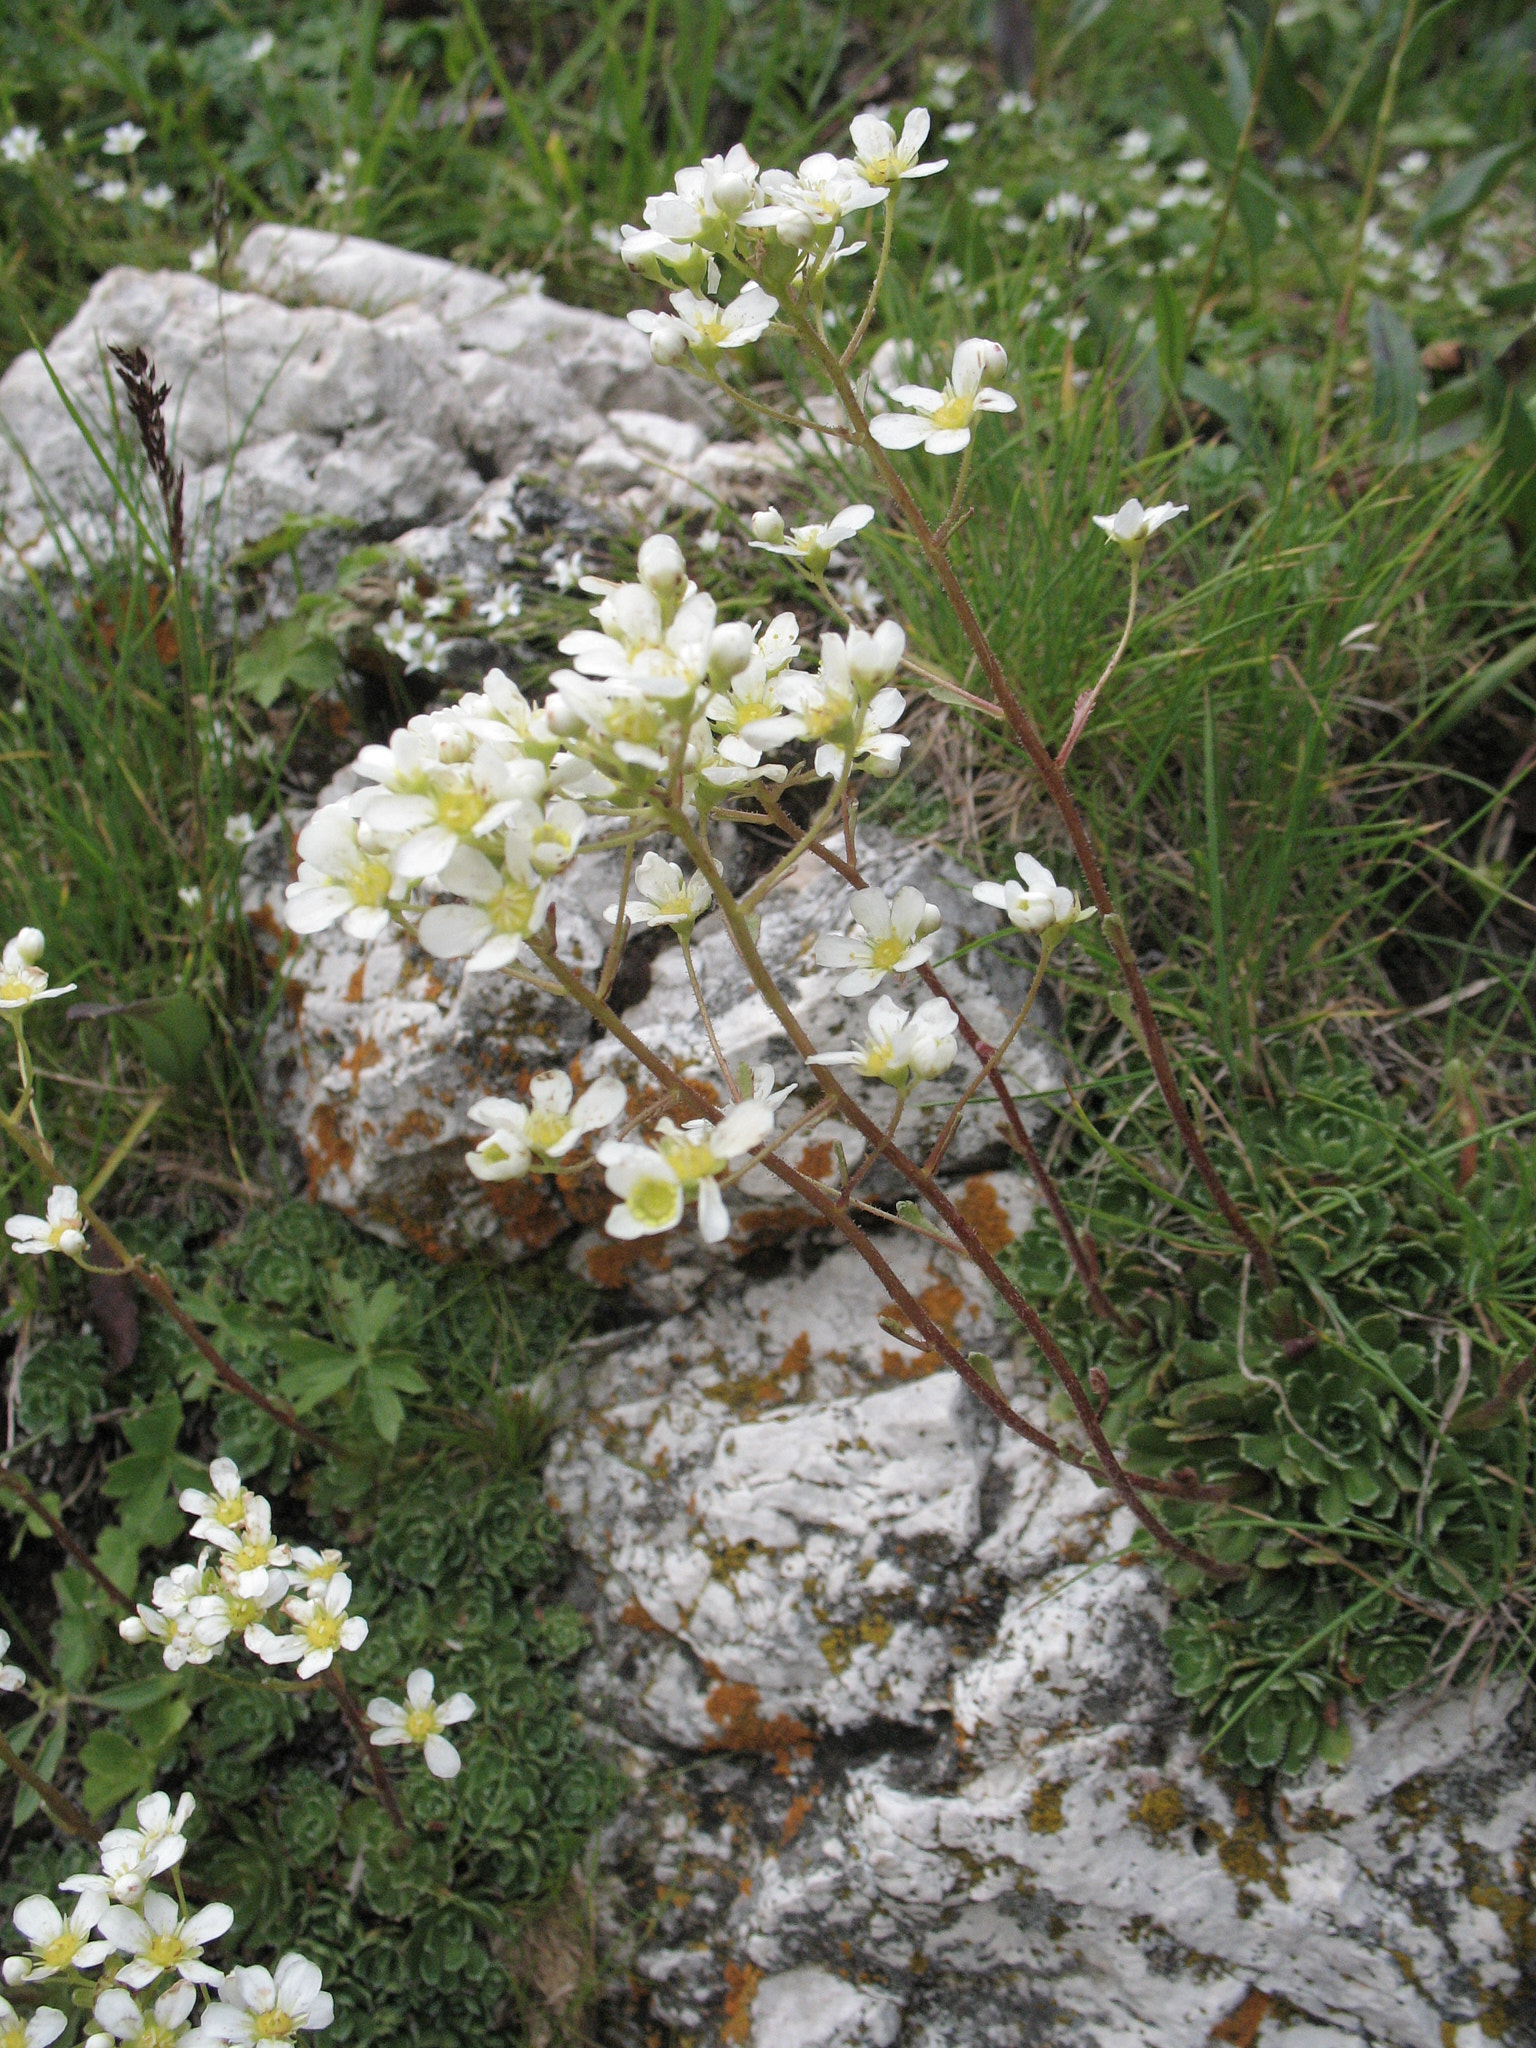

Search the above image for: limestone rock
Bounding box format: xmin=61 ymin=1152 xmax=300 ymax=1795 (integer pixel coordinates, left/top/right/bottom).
xmin=0 ymin=225 xmax=786 ymax=584
xmin=242 ymin=812 xmax=1061 ymax=1292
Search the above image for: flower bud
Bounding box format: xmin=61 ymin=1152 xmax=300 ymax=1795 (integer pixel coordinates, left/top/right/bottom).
xmin=9 ymin=927 xmax=44 ymax=965
xmin=915 ymin=901 xmax=943 ymax=939
xmin=648 ymin=319 xmax=691 ymax=367
xmin=713 ymin=172 xmax=755 ymax=218
xmin=751 ymin=507 xmax=786 ymax=545
xmin=708 ymin=622 xmax=757 ymax=684
xmin=545 ymin=694 xmax=584 ymax=737
xmin=775 ymin=211 xmax=815 ymax=251
xmin=637 ymin=534 xmax=689 ymax=605
xmin=846 ymin=620 xmax=906 ymax=691
xmin=956 ymin=336 xmax=1009 ymax=389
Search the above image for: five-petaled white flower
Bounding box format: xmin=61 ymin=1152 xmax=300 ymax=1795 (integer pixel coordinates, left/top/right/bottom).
xmin=246 ymin=30 xmax=276 ymax=61
xmin=1091 ymin=497 xmax=1187 ymax=558
xmin=870 ymin=338 xmax=1017 ymax=455
xmin=367 ymin=1669 xmax=477 ymax=1779
xmin=1 ymin=128 xmax=44 ymax=167
xmin=199 ymin=1954 xmax=334 ymax=2045
xmin=415 ymin=842 xmax=550 ymax=973
xmin=141 ymin=183 xmax=173 ymax=211
xmin=99 ymin=1892 xmax=233 ymax=1988
xmin=102 ymin=122 xmax=147 ymax=156
xmin=178 ymin=1456 xmax=251 ymax=1537
xmin=0 ymin=1631 xmax=23 ymax=1696
xmin=223 ymin=812 xmax=255 ymax=847
xmin=605 ymin=851 xmax=712 ymax=936
xmin=0 ymin=1999 xmax=65 ymax=2048
xmin=90 ymin=1980 xmax=201 ymax=2048
xmin=4 ymin=1895 xmax=111 ymax=1984
xmin=848 ymin=108 xmax=946 ymax=189
xmin=595 ymin=1143 xmax=684 ymax=1239
xmin=749 ymin=503 xmax=873 ymax=575
xmin=628 ymin=284 xmax=779 ymax=367
xmin=465 ymin=1070 xmax=627 ymax=1181
xmin=0 ymin=928 xmax=75 ymax=1011
xmin=284 ymin=804 xmax=402 ymax=942
xmin=741 ymin=154 xmax=884 ymax=239
xmin=972 ymin=852 xmax=1093 ymax=934
xmin=600 ymin=1099 xmax=774 ymax=1244
xmin=810 ymin=994 xmax=959 ymax=1088
xmin=476 ymin=581 xmax=523 ymax=628
xmin=815 ymin=885 xmax=942 ymax=995
xmin=6 ymin=1186 xmax=86 ymax=1261
xmin=247 ymin=1575 xmax=367 ymax=1680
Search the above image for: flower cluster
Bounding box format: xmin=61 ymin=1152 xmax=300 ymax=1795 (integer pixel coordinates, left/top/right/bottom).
xmin=2 ymin=1792 xmax=334 ymax=2048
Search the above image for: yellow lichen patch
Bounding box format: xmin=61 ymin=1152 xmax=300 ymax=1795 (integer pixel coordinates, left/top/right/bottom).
xmin=1028 ymin=1780 xmax=1069 ymax=1834
xmin=708 ymin=1540 xmax=761 ymax=1584
xmin=1135 ymin=1784 xmax=1186 ymax=1837
xmin=819 ymin=1611 xmax=895 ymax=1674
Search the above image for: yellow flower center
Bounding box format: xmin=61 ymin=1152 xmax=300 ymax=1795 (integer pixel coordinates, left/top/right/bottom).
xmin=252 ymin=2010 xmax=297 ymax=2041
xmin=929 ymin=390 xmax=975 ymax=431
xmin=41 ymin=1929 xmax=84 ymax=1968
xmin=659 ymin=1139 xmax=720 ymax=1185
xmin=525 ymin=1109 xmax=571 ymax=1155
xmin=0 ymin=968 xmax=44 ymax=1003
xmin=302 ymin=1609 xmax=344 ymax=1652
xmin=146 ymin=1931 xmax=190 ymax=1967
xmin=605 ymin=700 xmax=668 ymax=748
xmin=212 ymin=1494 xmax=246 ymax=1529
xmin=223 ymin=1594 xmax=266 ymax=1632
xmin=139 ymin=2024 xmax=178 ymax=2048
xmin=404 ymin=1707 xmax=438 ymax=1743
xmin=350 ymin=856 xmax=395 ymax=909
xmin=801 ymin=698 xmax=851 ymax=741
xmin=862 ymin=1043 xmax=901 ymax=1078
xmin=226 ymin=1538 xmax=271 ymax=1575
xmin=486 ymin=879 xmax=539 ymax=937
xmin=868 ymin=935 xmax=907 ymax=971
xmin=435 ymin=787 xmax=486 ymax=835
xmin=628 ymin=1177 xmax=682 ymax=1229
xmin=2 ymin=2025 xmax=28 ymax=2048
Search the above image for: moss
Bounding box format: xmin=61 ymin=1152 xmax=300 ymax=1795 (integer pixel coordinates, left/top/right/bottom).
xmin=1028 ymin=1779 xmax=1070 ymax=1834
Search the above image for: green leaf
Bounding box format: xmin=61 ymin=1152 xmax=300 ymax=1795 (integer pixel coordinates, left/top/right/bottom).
xmin=279 ymin=1355 xmax=362 ymax=1413
xmin=1317 ymin=1718 xmax=1354 ymax=1766
xmin=233 ymin=603 xmax=345 ymax=710
xmin=1182 ymin=364 xmax=1254 ymax=449
xmin=966 ymin=1352 xmax=1000 ymax=1390
xmin=79 ymin=1731 xmax=156 ymax=1816
xmin=13 ymin=1711 xmax=67 ymax=1829
xmin=227 ymin=512 xmax=359 ymax=572
xmin=1485 ymin=274 xmax=1536 ymax=318
xmin=1412 ymin=137 xmax=1536 ymax=247
xmin=123 ymin=991 xmax=211 ymax=1087
xmin=367 ymin=1377 xmax=407 ymax=1444
xmin=1366 ymin=298 xmax=1423 ymax=447
xmin=1479 ymin=368 xmax=1536 ymax=565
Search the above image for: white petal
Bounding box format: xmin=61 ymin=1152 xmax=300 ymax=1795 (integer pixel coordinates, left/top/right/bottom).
xmin=422 ymin=1734 xmax=462 ymax=1779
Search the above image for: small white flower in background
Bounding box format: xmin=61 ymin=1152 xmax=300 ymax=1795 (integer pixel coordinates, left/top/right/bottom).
xmin=848 ymin=107 xmax=946 ymax=189
xmin=284 ymin=804 xmax=402 ymax=942
xmin=1001 ymin=213 xmax=1027 ymax=235
xmin=544 ymin=548 xmax=585 ymax=592
xmin=1 ymin=127 xmax=43 ymax=167
xmin=245 ymin=29 xmax=276 ymax=61
xmin=811 ymin=994 xmax=959 ymax=1088
xmin=90 ymin=1980 xmax=201 ymax=2048
xmin=1043 ymin=191 xmax=1093 ymax=223
xmin=0 ymin=1630 xmax=23 ymax=1694
xmin=997 ymin=90 xmax=1035 ymax=116
xmin=98 ymin=178 xmax=129 ymax=204
xmin=815 ymin=885 xmax=942 ymax=995
xmin=1176 ymin=158 xmax=1209 ymax=183
xmin=200 ymin=1954 xmax=333 ymax=2045
xmin=696 ymin=525 xmax=721 ymax=555
xmin=6 ymin=1186 xmax=87 ymax=1261
xmin=628 ymin=282 xmax=779 ymax=366
xmin=367 ymin=1668 xmax=477 ymax=1779
xmin=1398 ymin=148 xmax=1430 ymax=177
xmin=465 ymin=1071 xmax=626 ymax=1182
xmin=140 ymin=182 xmax=173 ymax=211
xmin=375 ymin=610 xmax=445 ymax=674
xmin=832 ymin=572 xmax=884 ymax=620
xmin=1117 ymin=126 xmax=1152 ymax=159
xmin=1091 ymin=496 xmax=1187 ymax=558
xmin=591 ymin=222 xmax=624 ymax=255
xmin=420 ymin=593 xmax=456 ymax=620
xmin=928 ymin=60 xmax=968 ymax=109
xmin=4 ymin=1895 xmax=111 ymax=1984
xmin=222 ymin=812 xmax=255 ymax=848
xmin=188 ymin=239 xmax=216 ymax=272
xmin=941 ymin=121 xmax=976 ymax=144
xmin=749 ymin=501 xmax=873 ymax=574
xmin=0 ymin=927 xmax=74 ymax=1010
xmin=98 ymin=1893 xmax=233 ymax=1988
xmin=869 ymin=337 xmax=1016 ymax=456
xmin=0 ymin=2000 xmax=65 ymax=2048
xmin=605 ymin=851 xmax=712 ymax=935
xmin=314 ymin=167 xmax=348 ymax=205
xmin=102 ymin=122 xmax=147 ymax=156
xmin=970 ymin=186 xmax=1003 ymax=207
xmin=176 ymin=885 xmax=202 ymax=909
xmin=476 ymin=581 xmax=523 ymax=628
xmin=247 ymin=1573 xmax=367 ymax=1680
xmin=973 ymin=851 xmax=1092 ymax=934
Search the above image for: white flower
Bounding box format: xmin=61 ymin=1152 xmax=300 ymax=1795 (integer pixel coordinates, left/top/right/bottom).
xmin=0 ymin=2001 xmax=65 ymax=2048
xmin=199 ymin=1954 xmax=333 ymax=2045
xmin=288 ymin=1547 xmax=346 ymax=1593
xmin=752 ymin=635 xmax=908 ymax=780
xmin=740 ymin=155 xmax=884 ymax=238
xmin=604 ymin=851 xmax=712 ymax=934
xmin=848 ymin=108 xmax=946 ymax=189
xmin=972 ymin=851 xmax=1092 ymax=933
xmin=1 ymin=127 xmax=43 ymax=167
xmin=367 ymin=1669 xmax=476 ymax=1779
xmin=104 ymin=1793 xmax=196 ymax=1879
xmin=970 ymin=186 xmax=1003 ymax=207
xmin=415 ymin=841 xmax=550 ymax=973
xmin=595 ymin=1144 xmax=683 ymax=1239
xmin=749 ymin=503 xmax=873 ymax=573
xmin=811 ymin=994 xmax=959 ymax=1087
xmin=375 ymin=610 xmax=445 ymax=674
xmin=223 ymin=812 xmax=255 ymax=847
xmin=1176 ymin=157 xmax=1209 ymax=182
xmin=1 ymin=927 xmax=75 ymax=1010
xmin=869 ymin=337 xmax=1016 ymax=455
xmin=178 ymin=1457 xmax=250 ymax=1535
xmin=90 ymin=1982 xmax=200 ymax=2048
xmin=314 ymin=168 xmax=348 ymax=205
xmin=628 ymin=283 xmax=778 ymax=365
xmin=1117 ymin=126 xmax=1152 ymax=159
xmin=188 ymin=240 xmax=217 ymax=273
xmin=941 ymin=121 xmax=976 ymax=144
xmin=466 ymin=1070 xmax=625 ymax=1183
xmin=4 ymin=1895 xmax=111 ymax=1984
xmin=6 ymin=1187 xmax=86 ymax=1261
xmin=476 ymin=581 xmax=523 ymax=628
xmin=627 ymin=145 xmax=761 ymax=260
xmin=544 ymin=549 xmax=585 ymax=592
xmin=98 ymin=1893 xmax=233 ymax=1988
xmin=600 ymin=1099 xmax=773 ymax=1244
xmin=102 ymin=122 xmax=147 ymax=157
xmin=246 ymin=1575 xmax=367 ymax=1680
xmin=284 ymin=804 xmax=402 ymax=942
xmin=176 ymin=886 xmax=202 ymax=909
xmin=196 ymin=1496 xmax=291 ymax=1600
xmin=140 ymin=183 xmax=173 ymax=211
xmin=0 ymin=1630 xmax=22 ymax=1694
xmin=815 ymin=885 xmax=942 ymax=995
xmin=997 ymin=91 xmax=1035 ymax=115
xmin=245 ymin=30 xmax=276 ymax=60
xmin=1090 ymin=496 xmax=1187 ymax=557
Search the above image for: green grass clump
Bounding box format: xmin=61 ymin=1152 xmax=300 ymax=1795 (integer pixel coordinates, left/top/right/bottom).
xmin=0 ymin=1198 xmax=612 ymax=2047
xmin=1008 ymin=1037 xmax=1536 ymax=1780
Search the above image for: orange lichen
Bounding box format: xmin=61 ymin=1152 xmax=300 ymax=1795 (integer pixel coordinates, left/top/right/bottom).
xmin=880 ymin=1346 xmax=936 ymax=1382
xmin=583 ymin=1234 xmax=675 ymax=1290
xmin=779 ymin=1789 xmax=818 ymax=1846
xmin=618 ymin=1599 xmax=669 ymax=1635
xmin=720 ymin=1962 xmax=762 ymax=2044
xmin=341 ymin=1037 xmax=383 ymax=1082
xmin=796 ymin=1140 xmax=836 ymax=1182
xmin=1027 ymin=1780 xmax=1068 ymax=1833
xmin=703 ymin=1681 xmax=814 ymax=1770
xmin=344 ymin=962 xmax=367 ymax=1004
xmin=957 ymin=1175 xmax=1019 ymax=1253
xmin=303 ymin=1104 xmax=354 ymax=1195
xmin=482 ymin=1177 xmax=569 ymax=1252
xmin=386 ymin=1105 xmax=442 ymax=1145
xmin=1210 ymin=1989 xmax=1272 ymax=2046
